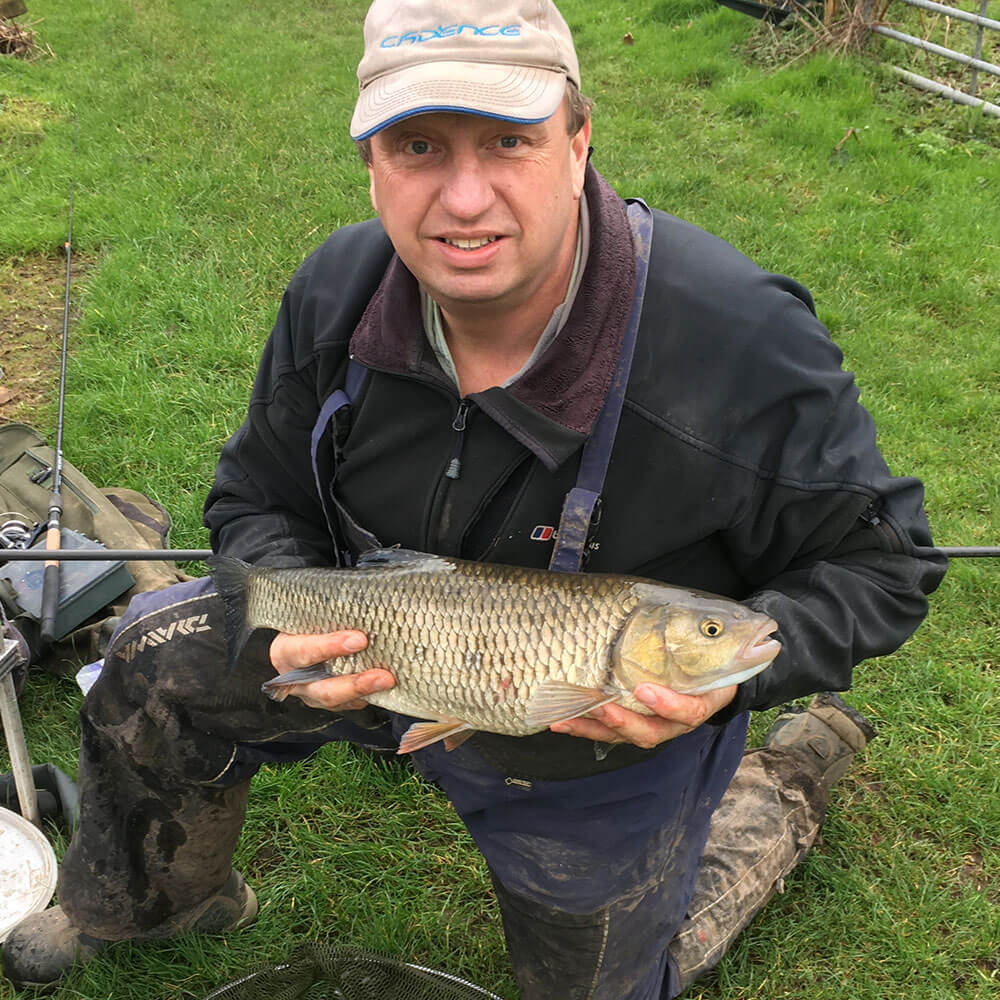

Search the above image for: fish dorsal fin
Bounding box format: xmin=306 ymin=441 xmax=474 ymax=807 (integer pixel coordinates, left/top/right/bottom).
xmin=522 ymin=681 xmax=623 ymax=731
xmin=356 ymin=548 xmax=456 ymax=573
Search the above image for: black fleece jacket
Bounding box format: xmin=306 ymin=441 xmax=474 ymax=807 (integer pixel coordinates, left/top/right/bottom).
xmin=204 ymin=165 xmax=946 ymax=774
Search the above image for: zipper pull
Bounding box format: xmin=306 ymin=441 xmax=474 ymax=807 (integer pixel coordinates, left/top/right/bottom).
xmin=860 ymin=502 xmax=882 ymax=527
xmin=446 ymin=401 xmax=470 ymax=480
xmin=504 ymin=776 xmax=533 ymax=790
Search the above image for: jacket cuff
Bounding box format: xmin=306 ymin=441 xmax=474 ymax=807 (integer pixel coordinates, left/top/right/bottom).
xmin=704 ymin=682 xmax=756 ymax=727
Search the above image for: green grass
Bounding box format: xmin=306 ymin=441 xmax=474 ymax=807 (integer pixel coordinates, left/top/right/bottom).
xmin=1 ymin=1 xmax=999 ymax=997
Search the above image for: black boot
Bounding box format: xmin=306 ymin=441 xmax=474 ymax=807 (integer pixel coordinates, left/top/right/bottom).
xmin=762 ymin=691 xmax=876 ymax=789
xmin=666 ymin=693 xmax=876 ymax=995
xmin=2 ymin=869 xmax=257 ymax=991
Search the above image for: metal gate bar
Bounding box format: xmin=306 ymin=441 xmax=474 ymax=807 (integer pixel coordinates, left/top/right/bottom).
xmin=892 ymin=0 xmax=1000 ymax=30
xmin=874 ymin=0 xmax=1000 ymax=113
xmin=873 ymin=24 xmax=1000 ymax=76
xmin=891 ymin=64 xmax=1000 ymax=114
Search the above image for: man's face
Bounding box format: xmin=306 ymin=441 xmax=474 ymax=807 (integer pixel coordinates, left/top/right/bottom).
xmin=367 ymin=101 xmax=591 ymax=320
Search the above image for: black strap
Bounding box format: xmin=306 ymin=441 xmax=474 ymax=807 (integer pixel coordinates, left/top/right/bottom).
xmin=309 ymin=359 xmax=371 ymax=564
xmin=548 ymin=199 xmax=654 ymax=573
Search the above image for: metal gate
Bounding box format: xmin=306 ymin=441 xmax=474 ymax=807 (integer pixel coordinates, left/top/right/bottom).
xmin=867 ymin=0 xmax=1000 ymax=116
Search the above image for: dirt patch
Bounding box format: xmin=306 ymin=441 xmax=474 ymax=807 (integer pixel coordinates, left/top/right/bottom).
xmin=0 ymin=95 xmax=59 ymax=151
xmin=0 ymin=254 xmax=89 ymax=425
xmin=952 ymin=848 xmax=999 ymax=904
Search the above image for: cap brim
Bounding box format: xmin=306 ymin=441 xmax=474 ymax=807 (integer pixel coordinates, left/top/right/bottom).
xmin=350 ymin=60 xmax=568 ymax=141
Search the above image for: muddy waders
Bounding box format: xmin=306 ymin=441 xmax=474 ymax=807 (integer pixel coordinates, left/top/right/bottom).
xmin=1 ymin=575 xmax=874 ymax=996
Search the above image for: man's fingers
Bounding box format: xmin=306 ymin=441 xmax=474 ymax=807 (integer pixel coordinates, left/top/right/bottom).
xmin=550 ymin=715 xmax=682 ymax=747
xmin=270 ymin=630 xmax=368 ymax=672
xmin=552 ymin=705 xmax=687 ymax=749
xmin=280 ymin=668 xmax=395 ymax=712
xmin=549 ymin=684 xmax=739 ymax=749
xmin=634 ymin=683 xmax=738 ymax=727
xmin=267 ymin=631 xmax=393 ymax=712
xmin=633 ymin=686 xmax=712 ymax=729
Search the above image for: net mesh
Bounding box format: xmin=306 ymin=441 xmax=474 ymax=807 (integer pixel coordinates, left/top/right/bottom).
xmin=202 ymin=944 xmax=504 ymax=1000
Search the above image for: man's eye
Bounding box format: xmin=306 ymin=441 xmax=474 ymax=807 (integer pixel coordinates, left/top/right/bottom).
xmin=406 ymin=140 xmax=431 ymax=155
xmin=498 ymin=136 xmax=519 ymax=149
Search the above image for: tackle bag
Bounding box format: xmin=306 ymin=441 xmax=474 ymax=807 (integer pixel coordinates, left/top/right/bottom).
xmin=0 ymin=422 xmax=193 ymax=673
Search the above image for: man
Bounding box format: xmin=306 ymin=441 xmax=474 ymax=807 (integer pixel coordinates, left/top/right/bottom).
xmin=3 ymin=1 xmax=946 ymax=997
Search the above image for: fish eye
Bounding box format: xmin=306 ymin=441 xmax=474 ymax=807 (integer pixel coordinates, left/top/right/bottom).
xmin=700 ymin=618 xmax=725 ymax=638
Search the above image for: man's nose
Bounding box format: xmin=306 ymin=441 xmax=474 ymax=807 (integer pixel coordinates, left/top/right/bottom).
xmin=438 ymin=151 xmax=496 ymax=219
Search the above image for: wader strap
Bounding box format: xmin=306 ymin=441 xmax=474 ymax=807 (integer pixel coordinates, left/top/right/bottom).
xmin=310 ymin=358 xmax=373 ymax=564
xmin=548 ymin=199 xmax=654 ymax=574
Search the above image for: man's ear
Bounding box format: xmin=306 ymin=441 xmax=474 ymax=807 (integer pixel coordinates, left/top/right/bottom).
xmin=570 ymin=117 xmax=591 ymax=200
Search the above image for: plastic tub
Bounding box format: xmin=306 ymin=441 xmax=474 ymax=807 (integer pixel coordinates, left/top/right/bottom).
xmin=0 ymin=805 xmax=58 ymax=943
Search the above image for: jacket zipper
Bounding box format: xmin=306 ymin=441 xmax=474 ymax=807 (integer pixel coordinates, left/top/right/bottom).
xmin=446 ymin=399 xmax=470 ymax=480
xmin=348 ymin=359 xmax=473 ymax=553
xmin=859 ymin=501 xmax=903 ymax=553
xmin=426 ymin=397 xmax=472 ymax=552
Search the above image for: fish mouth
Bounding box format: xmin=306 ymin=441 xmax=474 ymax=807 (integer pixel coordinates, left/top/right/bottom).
xmin=738 ymin=618 xmax=781 ymax=666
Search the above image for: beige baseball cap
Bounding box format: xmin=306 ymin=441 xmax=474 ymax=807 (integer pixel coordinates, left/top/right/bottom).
xmin=351 ymin=0 xmax=580 ymax=140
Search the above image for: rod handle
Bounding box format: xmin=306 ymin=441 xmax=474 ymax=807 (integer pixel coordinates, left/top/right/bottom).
xmin=39 ymin=526 xmax=62 ymax=644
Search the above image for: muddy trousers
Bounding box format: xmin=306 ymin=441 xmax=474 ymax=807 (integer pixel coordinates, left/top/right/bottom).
xmin=59 ymin=579 xmax=827 ymax=1000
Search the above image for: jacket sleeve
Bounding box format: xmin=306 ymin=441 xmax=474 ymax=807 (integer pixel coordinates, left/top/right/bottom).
xmin=202 ymin=284 xmax=340 ymax=568
xmin=713 ymin=279 xmax=948 ymax=717
xmin=203 ymin=221 xmax=393 ymax=568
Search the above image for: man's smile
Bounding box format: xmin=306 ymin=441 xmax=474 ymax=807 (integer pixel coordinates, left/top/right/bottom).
xmin=438 ymin=235 xmax=502 ymax=250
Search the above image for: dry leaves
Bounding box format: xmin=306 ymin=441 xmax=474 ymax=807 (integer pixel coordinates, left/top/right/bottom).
xmin=0 ymin=16 xmax=54 ymax=60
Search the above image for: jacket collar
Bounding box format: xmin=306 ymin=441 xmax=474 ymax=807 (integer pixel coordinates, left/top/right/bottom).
xmin=349 ymin=164 xmax=636 ymax=471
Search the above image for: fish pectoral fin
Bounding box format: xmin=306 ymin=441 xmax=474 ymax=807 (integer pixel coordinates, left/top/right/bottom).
xmin=398 ymin=719 xmax=474 ymax=755
xmin=523 ymin=681 xmax=623 ymax=730
xmin=260 ymin=664 xmax=334 ymax=701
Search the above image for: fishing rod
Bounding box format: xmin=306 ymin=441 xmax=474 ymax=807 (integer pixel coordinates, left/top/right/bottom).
xmin=2 ymin=547 xmax=998 ymax=562
xmin=38 ymin=165 xmax=75 ymax=646
xmin=7 ymin=549 xmax=213 ymax=562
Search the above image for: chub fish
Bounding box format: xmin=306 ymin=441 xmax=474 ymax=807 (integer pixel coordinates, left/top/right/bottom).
xmin=209 ymin=549 xmax=780 ymax=754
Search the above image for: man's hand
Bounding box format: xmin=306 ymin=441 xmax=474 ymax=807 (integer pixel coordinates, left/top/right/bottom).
xmin=269 ymin=630 xmax=394 ymax=711
xmin=549 ymin=683 xmax=738 ymax=748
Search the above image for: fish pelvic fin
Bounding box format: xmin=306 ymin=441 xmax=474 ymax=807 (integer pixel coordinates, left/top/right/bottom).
xmin=207 ymin=555 xmax=255 ymax=674
xmin=593 ymin=741 xmax=620 ymax=762
xmin=523 ymin=681 xmax=623 ymax=731
xmin=397 ymin=720 xmax=474 ymax=755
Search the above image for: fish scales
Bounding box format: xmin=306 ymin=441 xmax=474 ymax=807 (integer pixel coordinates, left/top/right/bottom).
xmin=243 ymin=560 xmax=638 ymax=735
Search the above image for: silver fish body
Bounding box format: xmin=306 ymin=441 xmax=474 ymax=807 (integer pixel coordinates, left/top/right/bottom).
xmin=209 ymin=549 xmax=779 ymax=752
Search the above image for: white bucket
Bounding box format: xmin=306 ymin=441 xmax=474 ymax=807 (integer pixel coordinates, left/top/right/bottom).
xmin=0 ymin=805 xmax=58 ymax=943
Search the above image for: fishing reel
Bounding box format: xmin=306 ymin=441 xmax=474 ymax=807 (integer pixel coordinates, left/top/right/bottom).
xmin=0 ymin=514 xmax=42 ymax=554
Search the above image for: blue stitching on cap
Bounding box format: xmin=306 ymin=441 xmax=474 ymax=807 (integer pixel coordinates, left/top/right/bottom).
xmin=352 ymin=106 xmax=551 ymax=141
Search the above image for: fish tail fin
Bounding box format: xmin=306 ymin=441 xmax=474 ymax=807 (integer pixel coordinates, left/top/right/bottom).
xmin=207 ymin=555 xmax=255 ymax=674
xmin=261 ymin=664 xmax=335 ymax=701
